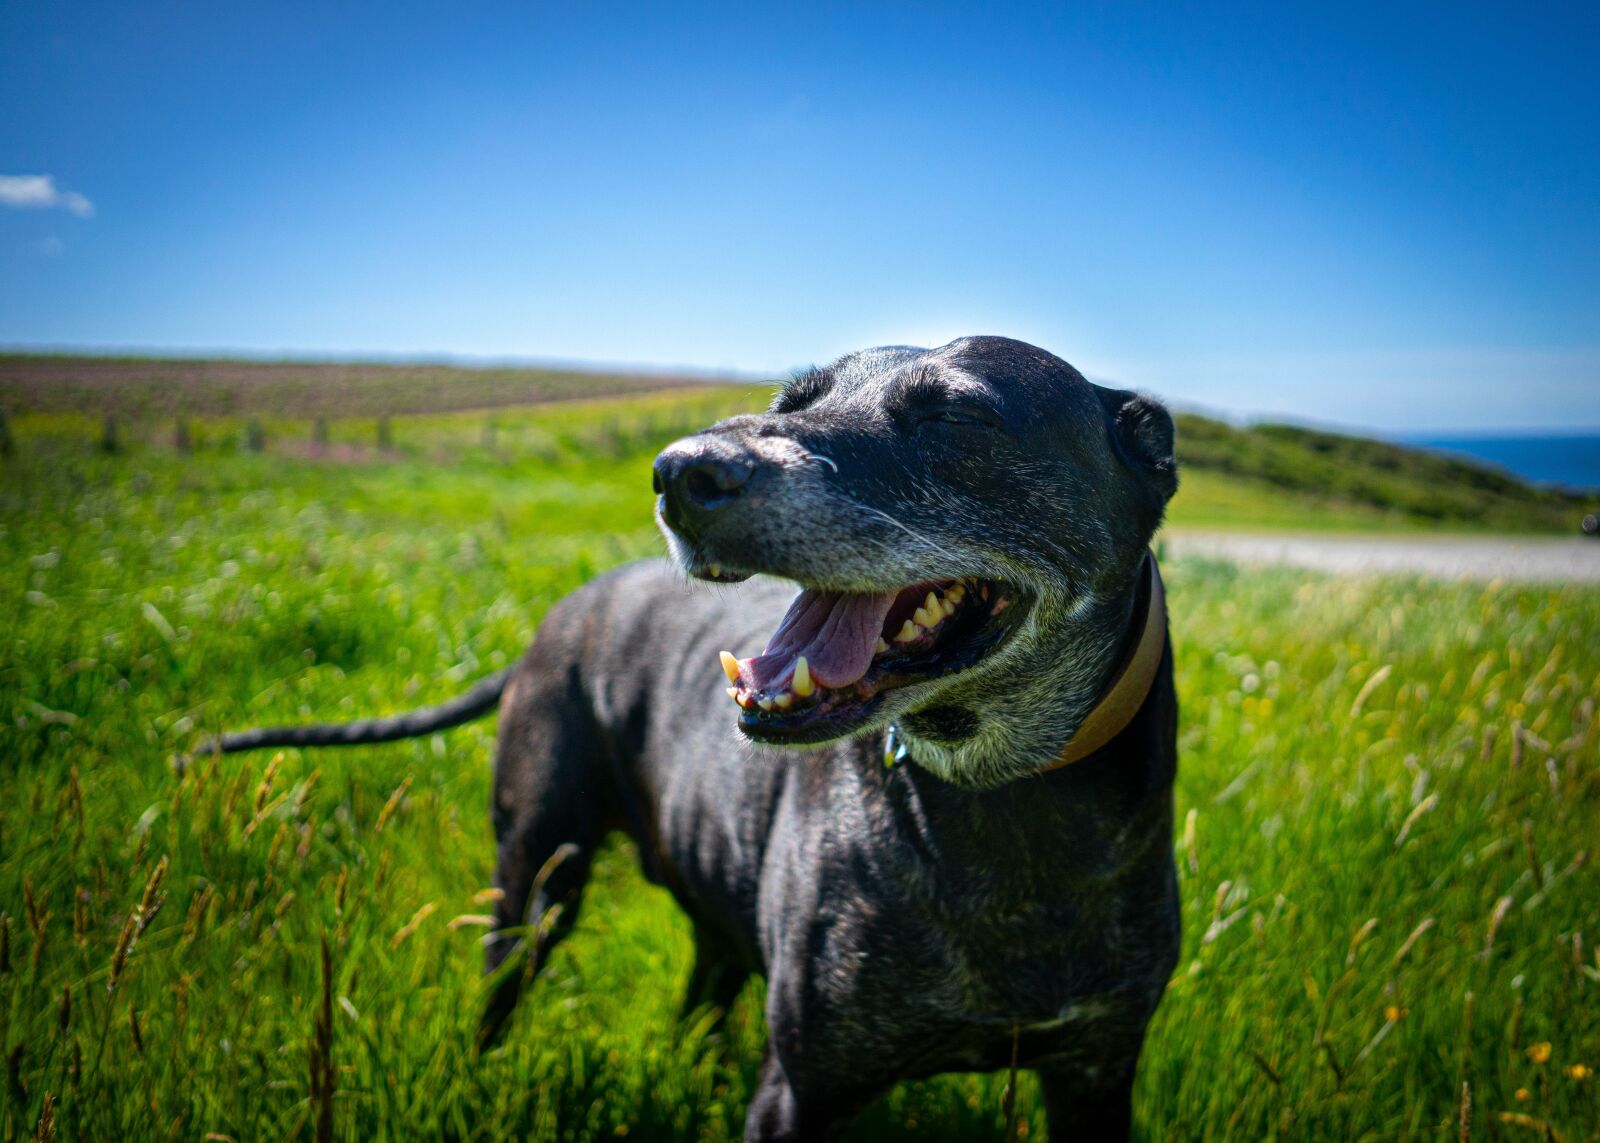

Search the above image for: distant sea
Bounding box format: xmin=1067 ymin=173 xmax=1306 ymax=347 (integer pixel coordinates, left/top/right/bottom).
xmin=1400 ymin=434 xmax=1600 ymax=493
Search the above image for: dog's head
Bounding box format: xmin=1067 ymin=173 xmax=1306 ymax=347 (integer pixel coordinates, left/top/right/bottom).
xmin=654 ymin=336 xmax=1176 ymax=784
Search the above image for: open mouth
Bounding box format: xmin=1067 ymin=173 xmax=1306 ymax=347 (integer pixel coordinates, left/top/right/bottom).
xmin=718 ymin=577 xmax=1028 ymax=744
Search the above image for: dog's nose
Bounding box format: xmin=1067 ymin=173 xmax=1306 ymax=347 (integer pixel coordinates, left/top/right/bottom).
xmin=653 ymin=448 xmax=754 ymax=519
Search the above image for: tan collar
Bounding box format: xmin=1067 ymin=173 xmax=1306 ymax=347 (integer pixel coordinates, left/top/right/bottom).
xmin=1039 ymin=552 xmax=1168 ymax=772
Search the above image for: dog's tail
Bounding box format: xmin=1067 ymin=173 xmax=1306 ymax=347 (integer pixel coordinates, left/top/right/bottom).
xmin=198 ymin=667 xmax=514 ymax=755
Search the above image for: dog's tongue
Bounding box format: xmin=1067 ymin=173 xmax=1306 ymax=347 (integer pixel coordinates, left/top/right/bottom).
xmin=739 ymin=588 xmax=897 ymax=692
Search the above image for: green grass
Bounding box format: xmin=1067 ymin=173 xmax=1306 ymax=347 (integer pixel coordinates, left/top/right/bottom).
xmin=2 ymin=396 xmax=1597 ymax=1141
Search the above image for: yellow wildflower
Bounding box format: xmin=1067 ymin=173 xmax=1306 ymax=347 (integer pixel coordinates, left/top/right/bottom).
xmin=1514 ymin=1088 xmax=1530 ymax=1102
xmin=1526 ymin=1042 xmax=1552 ymax=1064
xmin=1568 ymin=1063 xmax=1593 ymax=1080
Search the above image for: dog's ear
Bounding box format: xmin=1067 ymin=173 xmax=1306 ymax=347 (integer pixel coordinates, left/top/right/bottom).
xmin=1098 ymin=388 xmax=1178 ymax=504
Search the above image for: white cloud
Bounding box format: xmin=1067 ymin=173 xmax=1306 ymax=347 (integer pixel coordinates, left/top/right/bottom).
xmin=0 ymin=174 xmax=94 ymax=218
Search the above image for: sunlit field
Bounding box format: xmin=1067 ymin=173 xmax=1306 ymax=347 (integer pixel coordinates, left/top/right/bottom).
xmin=2 ymin=393 xmax=1596 ymax=1141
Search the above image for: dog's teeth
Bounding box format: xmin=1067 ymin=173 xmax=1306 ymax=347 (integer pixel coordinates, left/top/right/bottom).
xmin=925 ymin=590 xmax=941 ymax=614
xmin=894 ymin=619 xmax=919 ymax=643
xmin=757 ymin=696 xmax=775 ymax=712
xmin=946 ymin=583 xmax=965 ymax=604
xmin=874 ymin=637 xmax=889 ymax=654
xmin=736 ymin=690 xmax=756 ymax=709
xmin=792 ymin=656 xmax=814 ymax=697
xmin=774 ymin=691 xmax=793 ymax=709
xmin=913 ymin=606 xmax=936 ymax=628
xmin=725 ymin=686 xmax=740 ymax=703
xmin=719 ymin=650 xmax=740 ymax=684
xmin=941 ymin=598 xmax=958 ymax=618
xmin=708 ymin=564 xmax=722 ymax=578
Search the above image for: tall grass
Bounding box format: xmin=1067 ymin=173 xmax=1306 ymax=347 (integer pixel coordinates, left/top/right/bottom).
xmin=1 ymin=396 xmax=1596 ymax=1140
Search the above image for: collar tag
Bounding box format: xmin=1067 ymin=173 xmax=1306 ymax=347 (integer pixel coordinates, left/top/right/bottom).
xmin=883 ymin=723 xmax=908 ymax=768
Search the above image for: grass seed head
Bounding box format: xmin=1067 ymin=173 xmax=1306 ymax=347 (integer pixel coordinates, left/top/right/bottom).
xmin=109 ymin=855 xmax=170 ymax=992
xmin=253 ymin=753 xmax=282 ymax=816
xmin=32 ymin=1091 xmax=55 ymax=1143
xmin=1484 ymin=895 xmax=1514 ymax=959
xmin=107 ymin=911 xmax=138 ymax=993
xmin=23 ymin=878 xmax=45 ymax=937
xmin=390 ymin=902 xmax=437 ymax=948
xmin=1393 ymin=917 xmax=1436 ymax=968
xmin=374 ymin=776 xmax=412 ymax=835
xmin=1347 ymin=917 xmax=1379 ymax=967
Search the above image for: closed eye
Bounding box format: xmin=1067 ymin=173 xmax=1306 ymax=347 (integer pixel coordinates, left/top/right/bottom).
xmin=919 ymin=404 xmax=1003 ymax=430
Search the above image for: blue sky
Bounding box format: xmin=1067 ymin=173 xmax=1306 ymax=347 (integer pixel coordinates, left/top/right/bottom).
xmin=2 ymin=1 xmax=1596 ymax=431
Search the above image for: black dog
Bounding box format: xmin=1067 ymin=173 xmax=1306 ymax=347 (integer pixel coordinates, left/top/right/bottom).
xmin=212 ymin=336 xmax=1181 ymax=1141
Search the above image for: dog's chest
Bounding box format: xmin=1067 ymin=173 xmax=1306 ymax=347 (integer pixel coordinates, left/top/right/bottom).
xmin=882 ymin=914 xmax=1140 ymax=1075
xmin=939 ymin=898 xmax=1120 ymax=1017
xmin=832 ymin=770 xmax=1149 ymax=1020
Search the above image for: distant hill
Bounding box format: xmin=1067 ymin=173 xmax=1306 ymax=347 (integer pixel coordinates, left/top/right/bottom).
xmin=0 ymin=352 xmax=717 ymax=420
xmin=1172 ymin=413 xmax=1599 ymax=533
xmin=1400 ymin=433 xmax=1600 ymax=493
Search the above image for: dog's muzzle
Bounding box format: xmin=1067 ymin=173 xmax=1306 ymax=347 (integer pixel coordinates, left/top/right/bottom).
xmin=653 ymin=436 xmax=756 ymax=542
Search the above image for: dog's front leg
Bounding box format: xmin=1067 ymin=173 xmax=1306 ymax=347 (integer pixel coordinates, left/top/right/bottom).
xmin=1035 ymin=1059 xmax=1136 ymax=1142
xmin=743 ymin=1046 xmax=885 ymax=1143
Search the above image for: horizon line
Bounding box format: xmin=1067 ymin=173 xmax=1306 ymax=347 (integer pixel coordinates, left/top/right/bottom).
xmin=4 ymin=339 xmax=1599 ymax=441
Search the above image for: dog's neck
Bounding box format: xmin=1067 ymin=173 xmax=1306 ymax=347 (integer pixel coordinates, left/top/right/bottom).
xmin=894 ymin=554 xmax=1158 ymax=788
xmin=1037 ymin=555 xmax=1165 ymax=771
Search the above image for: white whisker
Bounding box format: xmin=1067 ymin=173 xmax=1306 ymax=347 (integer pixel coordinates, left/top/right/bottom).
xmin=852 ymin=503 xmax=967 ymax=568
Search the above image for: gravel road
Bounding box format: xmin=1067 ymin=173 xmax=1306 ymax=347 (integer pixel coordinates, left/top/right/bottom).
xmin=1162 ymin=532 xmax=1600 ymax=583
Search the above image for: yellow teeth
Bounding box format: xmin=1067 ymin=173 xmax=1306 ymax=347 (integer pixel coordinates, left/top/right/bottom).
xmin=942 ymin=598 xmax=958 ymax=618
xmin=913 ymin=606 xmax=935 ymax=628
xmin=924 ymin=591 xmax=940 ymax=615
xmin=874 ymin=637 xmax=890 ymax=654
xmin=719 ymin=650 xmax=740 ymax=685
xmin=792 ymin=656 xmax=814 ymax=697
xmin=708 ymin=564 xmax=722 ymax=578
xmin=946 ymin=583 xmax=965 ymax=604
xmin=727 ymin=677 xmax=803 ymax=713
xmin=894 ymin=619 xmax=919 ymax=643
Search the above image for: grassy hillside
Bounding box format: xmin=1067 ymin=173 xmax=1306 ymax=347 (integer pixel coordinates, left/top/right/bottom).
xmin=1172 ymin=413 xmax=1598 ymax=534
xmin=2 ymin=395 xmax=1597 ymax=1140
